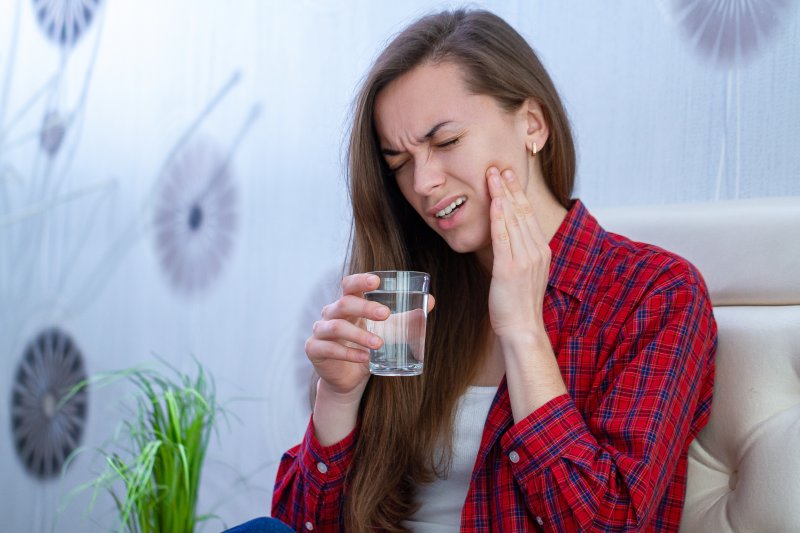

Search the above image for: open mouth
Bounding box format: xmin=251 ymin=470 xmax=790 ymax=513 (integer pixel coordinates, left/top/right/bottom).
xmin=435 ymin=196 xmax=466 ymax=219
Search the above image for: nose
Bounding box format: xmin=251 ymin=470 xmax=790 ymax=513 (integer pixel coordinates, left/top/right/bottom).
xmin=412 ymin=158 xmax=445 ymax=197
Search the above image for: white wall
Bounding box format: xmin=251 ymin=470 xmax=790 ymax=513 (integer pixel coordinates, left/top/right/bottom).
xmin=1 ymin=0 xmax=797 ymax=530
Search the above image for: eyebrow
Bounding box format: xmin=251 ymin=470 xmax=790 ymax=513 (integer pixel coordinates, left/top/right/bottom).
xmin=381 ymin=121 xmax=452 ymax=156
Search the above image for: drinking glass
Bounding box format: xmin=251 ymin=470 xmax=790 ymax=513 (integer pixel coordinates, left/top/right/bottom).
xmin=364 ymin=271 xmax=430 ymax=376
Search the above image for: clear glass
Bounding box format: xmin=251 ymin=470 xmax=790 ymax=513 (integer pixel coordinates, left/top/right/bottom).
xmin=364 ymin=271 xmax=430 ymax=376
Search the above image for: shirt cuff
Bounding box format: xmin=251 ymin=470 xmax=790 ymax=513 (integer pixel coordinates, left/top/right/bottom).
xmin=298 ymin=415 xmax=358 ymax=490
xmin=500 ymin=393 xmax=591 ymax=483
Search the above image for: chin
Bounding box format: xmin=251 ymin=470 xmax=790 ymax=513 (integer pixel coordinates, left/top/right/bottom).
xmin=424 ymin=215 xmax=490 ymax=254
xmin=440 ymin=234 xmax=490 ymax=255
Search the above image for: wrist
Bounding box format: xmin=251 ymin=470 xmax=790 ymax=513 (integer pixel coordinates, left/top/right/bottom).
xmin=498 ymin=328 xmax=567 ymax=421
xmin=316 ymin=378 xmax=367 ymax=408
xmin=312 ymin=379 xmax=366 ymax=447
xmin=496 ymin=325 xmax=550 ymax=355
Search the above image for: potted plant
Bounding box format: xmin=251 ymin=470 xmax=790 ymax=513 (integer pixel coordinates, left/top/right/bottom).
xmin=65 ymin=360 xmax=225 ymax=533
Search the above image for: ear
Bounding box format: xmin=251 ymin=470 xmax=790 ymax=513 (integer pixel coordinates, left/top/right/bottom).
xmin=522 ymin=98 xmax=549 ymax=154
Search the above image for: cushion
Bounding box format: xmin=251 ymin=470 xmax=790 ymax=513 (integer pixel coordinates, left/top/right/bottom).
xmin=592 ymin=197 xmax=800 ymax=306
xmin=680 ymin=305 xmax=800 ymax=531
xmin=593 ymin=198 xmax=800 ymax=531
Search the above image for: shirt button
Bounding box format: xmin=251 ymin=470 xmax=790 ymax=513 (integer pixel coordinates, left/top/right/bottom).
xmin=305 ymin=521 xmax=314 ymax=530
xmin=536 ymin=516 xmax=544 ymax=526
xmin=508 ymin=451 xmax=520 ymax=463
xmin=316 ymin=462 xmax=328 ymax=474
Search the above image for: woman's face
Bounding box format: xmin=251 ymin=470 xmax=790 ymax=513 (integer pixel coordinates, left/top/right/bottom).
xmin=374 ymin=61 xmax=533 ymax=256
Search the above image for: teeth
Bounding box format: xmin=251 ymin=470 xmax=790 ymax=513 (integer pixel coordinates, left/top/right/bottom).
xmin=436 ymin=197 xmax=466 ymax=218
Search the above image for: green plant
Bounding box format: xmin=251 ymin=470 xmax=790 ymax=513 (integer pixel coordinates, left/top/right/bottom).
xmin=66 ymin=360 xmax=224 ymax=533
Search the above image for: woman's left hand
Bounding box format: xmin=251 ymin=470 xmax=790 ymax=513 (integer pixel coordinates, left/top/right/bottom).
xmin=486 ymin=166 xmax=568 ymax=419
xmin=485 ymin=166 xmax=551 ymax=342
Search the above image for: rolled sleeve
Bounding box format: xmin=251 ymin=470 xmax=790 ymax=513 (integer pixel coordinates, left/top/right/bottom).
xmin=500 ymin=393 xmax=591 ymax=483
xmin=272 ymin=416 xmax=358 ymax=531
xmin=493 ymin=279 xmax=716 ymax=531
xmin=298 ymin=416 xmax=358 ymax=490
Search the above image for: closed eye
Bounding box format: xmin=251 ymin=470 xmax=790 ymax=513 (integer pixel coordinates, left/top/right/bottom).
xmin=386 ymin=136 xmax=460 ymax=172
xmin=387 ymin=159 xmax=408 ymax=173
xmin=435 ymin=137 xmax=460 ymax=148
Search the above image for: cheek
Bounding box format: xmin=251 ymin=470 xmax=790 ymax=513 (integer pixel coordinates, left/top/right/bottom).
xmin=395 ymin=178 xmax=425 ymax=215
xmin=441 ymin=150 xmax=489 ymax=194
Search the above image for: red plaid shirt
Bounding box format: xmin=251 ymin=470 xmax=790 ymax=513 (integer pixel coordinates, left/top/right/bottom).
xmin=273 ymin=200 xmax=717 ymax=532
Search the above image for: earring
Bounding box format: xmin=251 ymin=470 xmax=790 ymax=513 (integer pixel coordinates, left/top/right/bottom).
xmin=530 ymin=142 xmax=538 ymax=157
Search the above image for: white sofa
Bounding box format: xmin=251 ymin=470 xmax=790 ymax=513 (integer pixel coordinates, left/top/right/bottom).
xmin=594 ymin=197 xmax=800 ymax=532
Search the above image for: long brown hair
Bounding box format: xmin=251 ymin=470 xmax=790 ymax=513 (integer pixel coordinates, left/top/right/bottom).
xmin=343 ymin=9 xmax=575 ymax=531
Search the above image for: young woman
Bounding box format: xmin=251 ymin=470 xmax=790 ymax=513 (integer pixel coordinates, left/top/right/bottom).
xmin=272 ymin=9 xmax=716 ymax=532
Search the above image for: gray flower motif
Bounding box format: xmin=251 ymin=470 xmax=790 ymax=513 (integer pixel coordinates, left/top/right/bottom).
xmin=661 ymin=0 xmax=792 ymax=65
xmin=31 ymin=0 xmax=102 ymax=48
xmin=153 ymin=138 xmax=237 ymax=296
xmin=39 ymin=110 xmax=66 ymax=157
xmin=10 ymin=327 xmax=88 ymax=481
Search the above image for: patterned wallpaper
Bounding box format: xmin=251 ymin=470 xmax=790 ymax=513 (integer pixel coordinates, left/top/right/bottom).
xmin=1 ymin=1 xmax=797 ymax=530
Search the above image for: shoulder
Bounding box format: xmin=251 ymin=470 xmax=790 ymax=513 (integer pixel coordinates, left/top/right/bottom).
xmin=587 ymin=227 xmax=713 ymax=316
xmin=553 ymin=200 xmax=712 ymax=312
xmin=586 ymin=231 xmax=717 ymax=365
xmin=605 ymin=230 xmax=706 ymax=292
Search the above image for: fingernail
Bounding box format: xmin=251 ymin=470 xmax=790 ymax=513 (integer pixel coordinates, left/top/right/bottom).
xmin=503 ymin=170 xmax=515 ymax=181
xmin=490 ymin=174 xmax=501 ymax=187
xmin=370 ymin=336 xmax=381 ymax=348
xmin=377 ymin=306 xmax=390 ymax=318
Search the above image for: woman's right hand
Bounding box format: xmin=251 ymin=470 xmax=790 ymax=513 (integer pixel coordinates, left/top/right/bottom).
xmin=305 ymin=273 xmax=388 ymax=400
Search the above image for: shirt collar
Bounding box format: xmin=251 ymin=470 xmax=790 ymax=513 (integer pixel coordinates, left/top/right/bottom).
xmin=547 ymin=199 xmax=605 ymax=303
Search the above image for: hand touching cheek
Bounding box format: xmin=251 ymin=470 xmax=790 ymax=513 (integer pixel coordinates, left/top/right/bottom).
xmin=485 ymin=166 xmax=551 ymax=340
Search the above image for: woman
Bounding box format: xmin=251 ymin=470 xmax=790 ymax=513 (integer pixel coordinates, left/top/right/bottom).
xmin=272 ymin=9 xmax=716 ymax=532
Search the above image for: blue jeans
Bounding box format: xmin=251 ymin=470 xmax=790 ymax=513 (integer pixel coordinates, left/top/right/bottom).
xmin=222 ymin=517 xmax=294 ymax=532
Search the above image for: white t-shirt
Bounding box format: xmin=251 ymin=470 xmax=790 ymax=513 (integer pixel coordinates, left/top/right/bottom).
xmin=403 ymin=385 xmax=498 ymax=532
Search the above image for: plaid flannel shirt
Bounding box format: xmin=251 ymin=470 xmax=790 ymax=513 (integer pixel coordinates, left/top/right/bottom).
xmin=272 ymin=199 xmax=717 ymax=532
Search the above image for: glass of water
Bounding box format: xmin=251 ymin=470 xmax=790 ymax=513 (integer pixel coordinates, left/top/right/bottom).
xmin=364 ymin=271 xmax=430 ymax=376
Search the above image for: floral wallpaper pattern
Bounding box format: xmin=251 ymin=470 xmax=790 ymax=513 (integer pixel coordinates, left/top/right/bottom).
xmin=1 ymin=1 xmax=797 ymax=531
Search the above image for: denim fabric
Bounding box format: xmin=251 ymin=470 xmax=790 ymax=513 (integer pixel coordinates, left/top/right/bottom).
xmin=222 ymin=516 xmax=294 ymax=532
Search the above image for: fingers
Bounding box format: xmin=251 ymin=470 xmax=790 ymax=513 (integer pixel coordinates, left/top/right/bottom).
xmin=486 ymin=166 xmax=550 ymax=260
xmin=308 ymin=301 xmax=383 ymax=365
xmin=305 ymin=337 xmax=371 ymax=364
xmin=499 ymin=168 xmax=549 ymax=248
xmin=487 ymin=167 xmax=525 ymax=261
xmin=335 ymin=273 xmax=435 ymax=317
xmin=313 ymin=275 xmax=435 ymax=367
xmin=322 ymin=293 xmax=390 ymax=321
xmin=341 ymin=272 xmax=381 ymax=296
xmin=313 ymin=317 xmax=382 ymax=346
xmin=311 ymin=319 xmax=382 ymax=361
xmin=490 ymin=193 xmax=512 ymax=263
